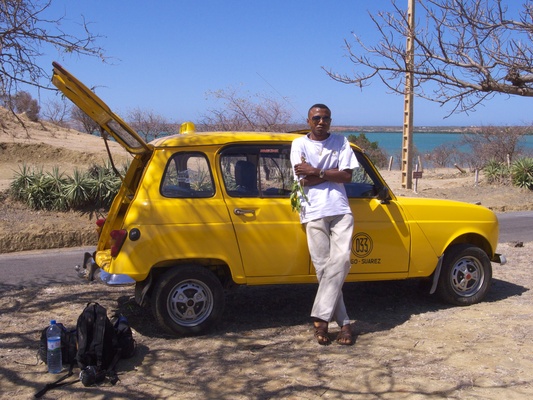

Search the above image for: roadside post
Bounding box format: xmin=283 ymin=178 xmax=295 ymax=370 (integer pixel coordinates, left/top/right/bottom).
xmin=413 ymin=166 xmax=423 ymax=193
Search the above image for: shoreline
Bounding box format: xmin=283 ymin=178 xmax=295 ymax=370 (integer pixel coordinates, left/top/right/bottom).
xmin=332 ymin=126 xmax=533 ymax=134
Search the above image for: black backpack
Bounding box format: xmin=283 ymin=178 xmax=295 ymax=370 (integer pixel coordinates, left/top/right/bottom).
xmin=35 ymin=302 xmax=135 ymax=398
xmin=76 ymin=302 xmax=119 ymax=371
xmin=76 ymin=302 xmax=135 ymax=384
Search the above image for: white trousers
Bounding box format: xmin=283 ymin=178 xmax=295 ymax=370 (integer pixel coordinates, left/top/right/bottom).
xmin=306 ymin=213 xmax=353 ymax=327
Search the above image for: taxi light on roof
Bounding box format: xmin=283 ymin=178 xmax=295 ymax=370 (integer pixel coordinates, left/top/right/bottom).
xmin=179 ymin=121 xmax=195 ymax=134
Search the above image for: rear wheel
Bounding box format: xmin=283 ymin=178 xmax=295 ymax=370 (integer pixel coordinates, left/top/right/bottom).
xmin=152 ymin=266 xmax=225 ymax=336
xmin=436 ymin=244 xmax=492 ymax=305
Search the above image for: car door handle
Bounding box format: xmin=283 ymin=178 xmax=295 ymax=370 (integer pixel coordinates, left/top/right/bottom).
xmin=234 ymin=208 xmax=256 ymax=216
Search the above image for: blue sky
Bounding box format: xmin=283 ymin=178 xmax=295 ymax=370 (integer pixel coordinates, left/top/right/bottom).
xmin=34 ymin=0 xmax=531 ymax=127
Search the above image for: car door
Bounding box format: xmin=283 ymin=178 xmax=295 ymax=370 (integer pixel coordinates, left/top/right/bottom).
xmin=219 ymin=144 xmax=311 ymax=280
xmin=345 ymin=149 xmax=410 ymax=275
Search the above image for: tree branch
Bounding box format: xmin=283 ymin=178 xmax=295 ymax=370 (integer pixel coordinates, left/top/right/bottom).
xmin=325 ymin=0 xmax=533 ymax=117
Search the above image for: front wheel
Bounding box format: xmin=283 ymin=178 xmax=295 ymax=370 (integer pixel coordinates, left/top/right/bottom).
xmin=436 ymin=244 xmax=492 ymax=306
xmin=152 ymin=266 xmax=225 ymax=336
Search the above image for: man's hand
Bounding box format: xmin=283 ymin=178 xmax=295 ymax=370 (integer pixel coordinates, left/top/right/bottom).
xmin=294 ymin=162 xmax=352 ymax=186
xmin=294 ymin=162 xmax=319 ymax=177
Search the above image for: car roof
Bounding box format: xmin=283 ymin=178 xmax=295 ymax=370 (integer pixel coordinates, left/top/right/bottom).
xmin=149 ymin=131 xmax=364 ymax=154
xmin=149 ymin=131 xmax=304 ymax=148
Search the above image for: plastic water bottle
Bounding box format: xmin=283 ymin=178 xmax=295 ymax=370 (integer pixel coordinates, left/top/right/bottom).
xmin=46 ymin=320 xmax=62 ymax=373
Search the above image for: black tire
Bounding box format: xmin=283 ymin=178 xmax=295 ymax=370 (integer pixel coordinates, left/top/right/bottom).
xmin=436 ymin=244 xmax=492 ymax=306
xmin=152 ymin=266 xmax=225 ymax=336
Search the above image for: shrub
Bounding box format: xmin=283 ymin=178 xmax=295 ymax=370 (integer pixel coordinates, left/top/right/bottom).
xmin=44 ymin=167 xmax=69 ymax=211
xmin=511 ymin=157 xmax=533 ymax=190
xmin=427 ymin=143 xmax=462 ymax=168
xmin=483 ymin=160 xmax=511 ymax=185
xmin=25 ymin=173 xmax=58 ymax=210
xmin=461 ymin=125 xmax=529 ymax=169
xmin=10 ymin=164 xmax=37 ymax=201
xmin=88 ymin=163 xmax=122 ymax=208
xmin=63 ymin=169 xmax=93 ymax=209
xmin=348 ymin=133 xmax=388 ymax=168
xmin=13 ymin=91 xmax=40 ymax=121
xmin=9 ymin=162 xmax=124 ymax=211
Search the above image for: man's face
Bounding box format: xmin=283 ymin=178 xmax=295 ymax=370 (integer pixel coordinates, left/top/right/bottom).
xmin=307 ymin=107 xmax=331 ymax=138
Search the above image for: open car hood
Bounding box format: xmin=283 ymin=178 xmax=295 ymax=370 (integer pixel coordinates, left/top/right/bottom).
xmin=51 ymin=62 xmax=152 ymax=156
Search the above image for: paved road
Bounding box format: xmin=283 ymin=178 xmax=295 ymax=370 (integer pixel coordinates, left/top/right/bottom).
xmin=496 ymin=211 xmax=533 ymax=243
xmin=0 ymin=246 xmax=94 ymax=290
xmin=0 ymin=212 xmax=531 ymax=289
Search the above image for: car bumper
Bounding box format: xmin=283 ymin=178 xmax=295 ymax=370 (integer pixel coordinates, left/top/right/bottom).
xmin=491 ymin=253 xmax=507 ymax=265
xmin=75 ymin=251 xmax=136 ymax=286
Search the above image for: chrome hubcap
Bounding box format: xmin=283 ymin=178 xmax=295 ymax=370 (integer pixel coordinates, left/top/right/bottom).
xmin=167 ymin=280 xmax=213 ymax=327
xmin=450 ymin=256 xmax=484 ymax=296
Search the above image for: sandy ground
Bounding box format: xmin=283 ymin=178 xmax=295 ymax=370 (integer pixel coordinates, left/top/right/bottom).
xmin=1 ymin=242 xmax=531 ymax=400
xmin=1 ymin=109 xmax=533 ymax=399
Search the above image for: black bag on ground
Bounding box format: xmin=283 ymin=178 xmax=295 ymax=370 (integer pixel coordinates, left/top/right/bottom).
xmin=76 ymin=302 xmax=119 ymax=371
xmin=111 ymin=313 xmax=136 ymax=359
xmin=76 ymin=302 xmax=135 ymax=386
xmin=35 ymin=302 xmax=136 ymax=397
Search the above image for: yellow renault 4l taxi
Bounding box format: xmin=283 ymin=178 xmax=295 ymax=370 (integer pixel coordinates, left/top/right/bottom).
xmin=52 ymin=62 xmax=506 ymax=336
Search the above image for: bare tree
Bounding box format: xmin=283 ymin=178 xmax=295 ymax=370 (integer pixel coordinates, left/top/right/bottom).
xmin=41 ymin=98 xmax=70 ymax=127
xmin=461 ymin=125 xmax=529 ymax=168
xmin=11 ymin=91 xmax=40 ymax=120
xmin=198 ymin=88 xmax=293 ymax=132
xmin=0 ymin=0 xmax=105 ymax=107
xmin=71 ymin=106 xmax=99 ymax=135
xmin=127 ymin=108 xmax=171 ymax=141
xmin=426 ymin=143 xmax=462 ymax=168
xmin=326 ymin=0 xmax=533 ymax=116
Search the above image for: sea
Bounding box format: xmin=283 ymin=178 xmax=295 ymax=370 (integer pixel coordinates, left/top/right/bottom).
xmin=341 ymin=131 xmax=533 ymax=157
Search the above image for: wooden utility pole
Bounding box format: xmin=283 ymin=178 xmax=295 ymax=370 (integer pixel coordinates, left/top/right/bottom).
xmin=402 ymin=0 xmax=415 ymax=189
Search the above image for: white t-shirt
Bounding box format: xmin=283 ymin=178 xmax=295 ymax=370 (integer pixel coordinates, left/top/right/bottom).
xmin=290 ymin=133 xmax=359 ymax=223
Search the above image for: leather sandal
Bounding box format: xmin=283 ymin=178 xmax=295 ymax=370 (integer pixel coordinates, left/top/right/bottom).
xmin=336 ymin=325 xmax=354 ymax=346
xmin=313 ymin=320 xmax=331 ymax=346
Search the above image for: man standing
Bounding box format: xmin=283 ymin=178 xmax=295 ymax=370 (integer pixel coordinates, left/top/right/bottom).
xmin=291 ymin=104 xmax=359 ymax=345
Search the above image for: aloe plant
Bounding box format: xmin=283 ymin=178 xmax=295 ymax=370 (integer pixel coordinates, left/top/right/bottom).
xmin=63 ymin=168 xmax=92 ymax=208
xmin=10 ymin=164 xmax=37 ymax=201
xmin=45 ymin=167 xmax=69 ymax=210
xmin=511 ymin=157 xmax=533 ymax=190
xmin=9 ymin=161 xmax=125 ymax=211
xmin=483 ymin=160 xmax=510 ymax=185
xmin=90 ymin=166 xmax=121 ymax=208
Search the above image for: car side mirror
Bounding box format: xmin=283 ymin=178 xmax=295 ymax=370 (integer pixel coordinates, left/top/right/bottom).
xmin=377 ymin=187 xmax=390 ymax=204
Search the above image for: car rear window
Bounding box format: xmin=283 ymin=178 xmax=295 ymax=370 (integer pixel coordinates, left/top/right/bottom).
xmin=161 ymin=152 xmax=215 ymax=198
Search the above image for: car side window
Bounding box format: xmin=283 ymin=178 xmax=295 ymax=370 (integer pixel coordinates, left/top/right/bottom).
xmin=344 ymin=149 xmax=381 ymax=198
xmin=221 ymin=145 xmax=293 ymax=198
xmin=161 ymin=152 xmax=214 ymax=198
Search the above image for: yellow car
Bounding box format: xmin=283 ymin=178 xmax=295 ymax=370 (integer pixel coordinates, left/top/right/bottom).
xmin=53 ymin=62 xmax=505 ymax=336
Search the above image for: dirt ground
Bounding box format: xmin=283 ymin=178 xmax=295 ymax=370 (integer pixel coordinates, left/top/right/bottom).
xmin=1 ymin=109 xmax=533 ymax=399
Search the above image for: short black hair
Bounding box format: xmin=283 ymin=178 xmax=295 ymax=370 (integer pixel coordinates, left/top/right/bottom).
xmin=308 ymin=104 xmax=331 ymax=115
